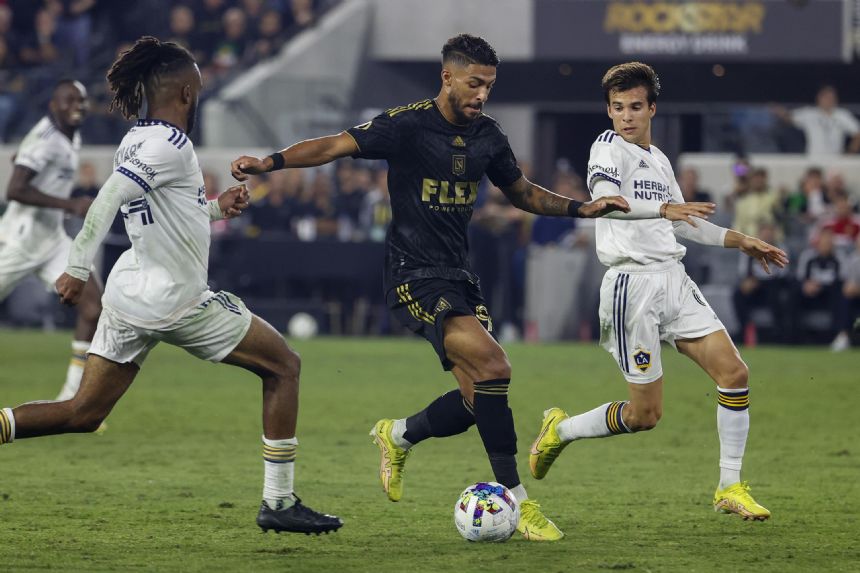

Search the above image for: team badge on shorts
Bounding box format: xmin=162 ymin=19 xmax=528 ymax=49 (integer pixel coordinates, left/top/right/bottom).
xmin=632 ymin=347 xmax=652 ymax=372
xmin=434 ymin=297 xmax=452 ymax=315
xmin=475 ymin=304 xmax=493 ymax=332
xmin=453 ymin=155 xmax=466 ymax=176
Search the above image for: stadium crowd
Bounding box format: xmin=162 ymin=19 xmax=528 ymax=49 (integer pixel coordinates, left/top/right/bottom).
xmin=0 ymin=0 xmax=329 ymax=143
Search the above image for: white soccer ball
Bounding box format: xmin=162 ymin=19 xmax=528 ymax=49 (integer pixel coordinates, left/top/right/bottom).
xmin=287 ymin=312 xmax=318 ymax=339
xmin=453 ymin=482 xmax=519 ymax=542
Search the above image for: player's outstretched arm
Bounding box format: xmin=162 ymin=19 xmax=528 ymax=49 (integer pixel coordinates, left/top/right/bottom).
xmin=727 ymin=230 xmax=790 ymax=274
xmin=6 ymin=165 xmax=93 ymax=216
xmin=499 ymin=176 xmax=630 ymax=218
xmin=57 ymin=171 xmax=145 ymax=305
xmin=231 ymin=132 xmax=359 ymax=181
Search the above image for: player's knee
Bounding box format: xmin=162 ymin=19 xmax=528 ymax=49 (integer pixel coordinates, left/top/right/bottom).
xmin=627 ymin=406 xmax=661 ymax=431
xmin=474 ymin=348 xmax=511 ymax=381
xmin=272 ymin=346 xmax=301 ymax=383
xmin=721 ymin=360 xmax=749 ymax=390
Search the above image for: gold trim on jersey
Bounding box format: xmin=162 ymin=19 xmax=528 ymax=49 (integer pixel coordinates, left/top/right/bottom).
xmin=386 ymin=99 xmax=433 ymax=117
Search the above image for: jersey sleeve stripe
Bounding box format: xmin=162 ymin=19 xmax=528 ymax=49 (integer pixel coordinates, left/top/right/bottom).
xmin=116 ymin=166 xmax=153 ymax=193
xmin=167 ymin=129 xmax=178 ymax=143
xmin=176 ymin=134 xmax=189 ymax=149
xmin=588 ymin=172 xmax=621 ymax=192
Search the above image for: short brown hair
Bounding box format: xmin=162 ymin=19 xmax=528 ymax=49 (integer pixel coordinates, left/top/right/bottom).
xmin=601 ymin=62 xmax=660 ymax=104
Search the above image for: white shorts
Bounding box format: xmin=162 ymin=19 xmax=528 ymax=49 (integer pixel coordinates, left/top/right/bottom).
xmin=0 ymin=236 xmax=72 ymax=300
xmin=598 ymin=262 xmax=724 ymax=384
xmin=89 ymin=290 xmax=253 ymax=367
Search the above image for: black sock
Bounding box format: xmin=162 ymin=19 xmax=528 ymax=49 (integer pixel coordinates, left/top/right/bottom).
xmin=403 ymin=390 xmax=475 ymax=445
xmin=473 ymin=379 xmax=520 ymax=489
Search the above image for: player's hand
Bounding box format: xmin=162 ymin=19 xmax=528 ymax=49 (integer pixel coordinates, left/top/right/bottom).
xmin=55 ymin=272 xmax=86 ymax=306
xmin=230 ymin=155 xmax=271 ymax=181
xmin=739 ymin=236 xmax=789 ymax=275
xmin=218 ymin=184 xmax=250 ymax=218
xmin=578 ymin=195 xmax=630 ymax=218
xmin=663 ymin=202 xmax=716 ymax=227
xmin=68 ymin=196 xmax=93 ymax=217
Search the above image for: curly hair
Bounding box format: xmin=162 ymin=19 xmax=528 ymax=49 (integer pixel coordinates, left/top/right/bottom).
xmin=106 ymin=36 xmax=196 ymax=119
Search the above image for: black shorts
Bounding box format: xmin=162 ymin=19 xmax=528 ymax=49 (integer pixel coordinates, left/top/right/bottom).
xmin=386 ymin=278 xmax=493 ymax=371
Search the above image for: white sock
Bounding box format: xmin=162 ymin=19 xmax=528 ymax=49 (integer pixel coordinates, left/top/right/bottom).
xmin=0 ymin=407 xmax=15 ymax=444
xmin=557 ymin=402 xmax=630 ymax=442
xmin=510 ymin=484 xmax=527 ymax=503
xmin=56 ymin=340 xmax=90 ymax=401
xmin=716 ymin=387 xmax=749 ymax=489
xmin=262 ymin=435 xmax=297 ymax=508
xmin=390 ymin=418 xmax=413 ymax=450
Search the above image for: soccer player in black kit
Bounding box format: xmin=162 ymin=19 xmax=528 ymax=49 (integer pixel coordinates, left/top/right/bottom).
xmin=231 ymin=34 xmax=636 ymax=541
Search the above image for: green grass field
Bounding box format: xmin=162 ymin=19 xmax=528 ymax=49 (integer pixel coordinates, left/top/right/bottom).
xmin=0 ymin=331 xmax=857 ymax=572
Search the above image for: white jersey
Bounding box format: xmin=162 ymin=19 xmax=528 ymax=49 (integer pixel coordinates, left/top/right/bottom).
xmin=587 ymin=130 xmax=686 ymax=269
xmin=104 ymin=119 xmax=209 ymax=328
xmin=0 ymin=116 xmax=80 ymax=256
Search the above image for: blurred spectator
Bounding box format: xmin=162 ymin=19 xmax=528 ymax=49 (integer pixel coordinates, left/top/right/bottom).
xmin=471 ymin=182 xmax=528 ymax=338
xmin=286 ymin=0 xmax=315 ymax=32
xmin=295 ymin=170 xmax=337 ymax=241
xmin=732 ymin=223 xmax=791 ymax=344
xmin=167 ymin=5 xmax=205 ymax=63
xmin=784 ymin=167 xmax=829 ymax=224
xmin=211 ymin=7 xmax=249 ymax=74
xmin=817 ymin=192 xmax=860 ymax=256
xmin=772 ymin=85 xmax=860 ymax=156
xmin=677 ymin=166 xmax=713 ymax=204
xmin=245 ymin=171 xmax=299 ymax=237
xmin=192 ymin=0 xmax=227 ymax=65
xmin=833 ymin=233 xmax=860 ymax=350
xmin=793 ymin=228 xmax=846 ymax=344
xmin=336 ymin=164 xmax=370 ymax=241
xmin=55 ymin=0 xmax=96 ymax=68
xmin=240 ymin=0 xmax=265 ymax=31
xmin=19 ymin=8 xmax=61 ymax=67
xmin=731 ymin=167 xmax=782 ymax=240
xmin=251 ymin=9 xmax=286 ymax=60
xmin=0 ymin=37 xmax=26 ymax=141
xmin=360 ymin=167 xmax=391 ymax=242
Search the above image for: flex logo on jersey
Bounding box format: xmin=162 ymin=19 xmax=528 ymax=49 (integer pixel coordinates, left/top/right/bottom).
xmin=421 ymin=178 xmax=478 ymax=210
xmin=632 ymin=347 xmax=652 ymax=373
xmin=452 ymin=155 xmax=466 ymax=176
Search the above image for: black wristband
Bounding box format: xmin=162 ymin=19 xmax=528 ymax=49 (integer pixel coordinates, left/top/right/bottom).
xmin=567 ymin=200 xmax=583 ymax=218
xmin=267 ymin=152 xmax=285 ymax=172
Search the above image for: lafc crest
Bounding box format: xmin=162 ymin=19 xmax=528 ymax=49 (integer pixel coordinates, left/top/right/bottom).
xmin=453 ymin=155 xmax=466 ymax=176
xmin=632 ymin=347 xmax=651 ymax=372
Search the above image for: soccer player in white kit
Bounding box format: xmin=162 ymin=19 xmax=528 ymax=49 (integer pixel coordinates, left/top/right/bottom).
xmin=0 ymin=80 xmax=103 ymax=401
xmin=0 ymin=37 xmax=342 ymax=535
xmin=529 ymin=62 xmax=789 ymax=521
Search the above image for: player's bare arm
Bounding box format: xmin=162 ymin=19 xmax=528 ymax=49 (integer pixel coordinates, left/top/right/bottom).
xmin=6 ymin=165 xmax=93 ymax=217
xmin=661 ymin=202 xmax=716 ymax=227
xmin=499 ymin=175 xmax=630 ymax=218
xmin=231 ymin=132 xmax=359 ymax=181
xmin=725 ymin=229 xmax=790 ymax=274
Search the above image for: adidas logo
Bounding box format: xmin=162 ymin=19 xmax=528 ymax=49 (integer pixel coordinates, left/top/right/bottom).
xmin=452 ymin=136 xmax=466 ymax=148
xmin=638 ymin=160 xmax=649 ymax=168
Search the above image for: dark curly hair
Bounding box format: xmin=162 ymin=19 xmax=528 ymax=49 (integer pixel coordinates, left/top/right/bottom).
xmin=441 ymin=34 xmax=499 ymax=67
xmin=601 ymin=62 xmax=661 ymax=105
xmin=106 ymin=36 xmax=196 ymax=119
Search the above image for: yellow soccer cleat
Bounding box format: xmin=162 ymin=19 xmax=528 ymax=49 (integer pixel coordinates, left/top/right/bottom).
xmin=713 ymin=481 xmax=771 ymax=521
xmin=516 ymin=499 xmax=564 ymax=541
xmin=529 ymin=407 xmax=570 ymax=480
xmin=369 ymin=418 xmax=411 ymax=502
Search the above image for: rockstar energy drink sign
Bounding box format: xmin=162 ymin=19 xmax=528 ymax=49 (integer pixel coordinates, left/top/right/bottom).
xmin=535 ymin=0 xmax=850 ymax=62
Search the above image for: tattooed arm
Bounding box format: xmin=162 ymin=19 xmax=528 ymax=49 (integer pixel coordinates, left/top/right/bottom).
xmin=499 ymin=175 xmax=630 ymax=218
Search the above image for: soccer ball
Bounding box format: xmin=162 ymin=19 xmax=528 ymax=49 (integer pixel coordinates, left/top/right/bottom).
xmin=287 ymin=312 xmax=318 ymax=339
xmin=453 ymin=482 xmax=519 ymax=542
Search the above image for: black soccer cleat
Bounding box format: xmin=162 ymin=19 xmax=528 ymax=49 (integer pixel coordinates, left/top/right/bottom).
xmin=256 ymin=496 xmax=343 ymax=535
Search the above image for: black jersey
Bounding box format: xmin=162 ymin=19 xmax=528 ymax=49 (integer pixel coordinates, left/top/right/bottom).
xmin=346 ymin=99 xmax=522 ymax=287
